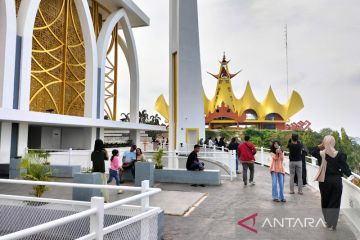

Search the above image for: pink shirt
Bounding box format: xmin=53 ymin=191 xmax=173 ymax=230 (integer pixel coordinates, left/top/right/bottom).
xmin=270 ymin=152 xmax=285 ymax=174
xmin=110 ymin=156 xmax=119 ymax=171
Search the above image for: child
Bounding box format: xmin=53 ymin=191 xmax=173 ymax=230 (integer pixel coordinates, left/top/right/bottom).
xmin=270 ymin=141 xmax=286 ymax=202
xmin=107 ymin=149 xmax=122 ymax=194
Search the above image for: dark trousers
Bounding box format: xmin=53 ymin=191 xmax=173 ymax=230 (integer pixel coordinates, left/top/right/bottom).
xmin=120 ymin=161 xmax=136 ymax=179
xmin=189 ymin=162 xmax=205 ymax=171
xmin=107 ymin=169 xmax=120 ymax=185
xmin=242 ymin=163 xmax=254 ymax=184
xmin=319 ymin=175 xmax=343 ymax=228
xmin=294 ymin=158 xmax=307 ymax=185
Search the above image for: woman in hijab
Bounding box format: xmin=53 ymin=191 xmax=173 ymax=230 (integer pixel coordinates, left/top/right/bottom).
xmin=311 ymin=135 xmax=352 ymax=230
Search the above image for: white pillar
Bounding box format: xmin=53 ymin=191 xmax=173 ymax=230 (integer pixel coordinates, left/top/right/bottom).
xmin=119 ymin=15 xmax=139 ymax=124
xmin=97 ymin=9 xmax=126 ymax=120
xmin=130 ymin=130 xmax=141 ymax=147
xmin=90 ymin=197 xmax=104 ymax=240
xmin=84 ymin=127 xmax=97 ymax=150
xmin=0 ymin=0 xmax=16 ymax=109
xmin=74 ymin=0 xmax=98 ymax=118
xmin=0 ymin=122 xmax=12 ymax=164
xmin=141 ymin=180 xmax=150 ymax=240
xmin=17 ymin=0 xmax=41 ymax=110
xmin=17 ymin=122 xmax=28 ymax=157
xmin=169 ymin=0 xmax=205 ymax=151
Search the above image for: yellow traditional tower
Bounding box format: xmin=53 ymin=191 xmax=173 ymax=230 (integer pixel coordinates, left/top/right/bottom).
xmin=156 ymin=53 xmax=304 ymax=130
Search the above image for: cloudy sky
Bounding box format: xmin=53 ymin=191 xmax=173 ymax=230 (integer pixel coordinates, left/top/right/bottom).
xmin=117 ymin=0 xmax=360 ymax=137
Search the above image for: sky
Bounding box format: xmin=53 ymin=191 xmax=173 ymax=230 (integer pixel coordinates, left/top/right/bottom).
xmin=117 ymin=0 xmax=360 ymax=137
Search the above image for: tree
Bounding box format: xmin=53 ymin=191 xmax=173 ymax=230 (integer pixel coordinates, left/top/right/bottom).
xmin=341 ymin=128 xmax=352 ymax=154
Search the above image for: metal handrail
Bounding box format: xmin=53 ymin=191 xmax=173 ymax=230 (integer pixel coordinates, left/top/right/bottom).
xmin=0 ymin=179 xmax=161 ymax=240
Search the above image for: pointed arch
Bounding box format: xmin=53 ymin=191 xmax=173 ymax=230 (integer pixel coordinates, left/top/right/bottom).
xmin=97 ymin=10 xmax=139 ymax=123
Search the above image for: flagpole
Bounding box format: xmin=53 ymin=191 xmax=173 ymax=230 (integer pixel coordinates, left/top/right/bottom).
xmin=285 ymin=24 xmax=289 ymax=99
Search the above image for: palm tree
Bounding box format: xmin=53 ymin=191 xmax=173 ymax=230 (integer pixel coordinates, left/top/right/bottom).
xmin=120 ymin=113 xmax=130 ymax=122
xmin=139 ymin=109 xmax=149 ymax=123
xmin=149 ymin=114 xmax=161 ymax=125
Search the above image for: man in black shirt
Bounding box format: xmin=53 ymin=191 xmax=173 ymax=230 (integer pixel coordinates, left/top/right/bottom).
xmin=287 ymin=133 xmax=303 ymax=194
xmin=186 ymin=145 xmax=204 ymax=171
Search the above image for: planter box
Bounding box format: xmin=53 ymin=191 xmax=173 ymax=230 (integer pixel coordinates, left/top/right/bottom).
xmin=72 ymin=172 xmax=102 ymax=201
xmin=9 ymin=157 xmax=22 ymax=179
xmin=154 ymin=168 xmax=221 ymax=185
xmin=135 ymin=162 xmax=154 ymax=187
xmin=50 ymin=165 xmax=81 ymax=178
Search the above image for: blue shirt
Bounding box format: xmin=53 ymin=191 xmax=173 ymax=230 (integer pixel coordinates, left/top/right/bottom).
xmin=123 ymin=151 xmax=136 ymax=163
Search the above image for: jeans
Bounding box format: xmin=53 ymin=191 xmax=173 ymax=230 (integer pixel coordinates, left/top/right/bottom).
xmin=271 ymin=172 xmax=285 ymax=200
xmin=242 ymin=163 xmax=254 ymax=184
xmin=236 ymin=155 xmax=240 ymax=171
xmin=290 ymin=161 xmax=303 ymax=193
xmin=107 ymin=169 xmax=120 ymax=186
xmin=189 ymin=162 xmax=205 ymax=171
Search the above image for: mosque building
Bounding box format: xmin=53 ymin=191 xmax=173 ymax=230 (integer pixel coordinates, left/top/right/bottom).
xmin=155 ymin=54 xmax=304 ymax=130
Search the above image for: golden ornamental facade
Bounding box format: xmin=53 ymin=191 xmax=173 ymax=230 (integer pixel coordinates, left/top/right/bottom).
xmin=15 ymin=0 xmax=120 ymax=119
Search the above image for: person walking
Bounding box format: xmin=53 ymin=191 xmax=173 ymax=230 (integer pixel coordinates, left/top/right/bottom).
xmin=107 ymin=149 xmax=122 ymax=194
xmin=287 ymin=133 xmax=303 ymax=194
xmin=91 ymin=139 xmax=109 ymax=201
xmin=237 ymin=135 xmax=257 ymax=186
xmin=269 ymin=141 xmax=286 ymax=202
xmin=228 ymin=137 xmax=241 ymax=174
xmin=311 ymin=135 xmax=352 ymax=230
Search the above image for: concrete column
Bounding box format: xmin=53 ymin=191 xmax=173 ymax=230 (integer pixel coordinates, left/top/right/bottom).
xmin=0 ymin=122 xmax=12 ymax=164
xmin=17 ymin=122 xmax=28 ymax=157
xmin=130 ymin=129 xmax=141 ymax=147
xmin=84 ymin=127 xmax=97 ymax=150
xmin=169 ymin=0 xmax=205 ymax=150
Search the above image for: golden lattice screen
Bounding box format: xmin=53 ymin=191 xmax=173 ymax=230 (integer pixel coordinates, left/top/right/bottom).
xmin=30 ymin=0 xmax=85 ymax=116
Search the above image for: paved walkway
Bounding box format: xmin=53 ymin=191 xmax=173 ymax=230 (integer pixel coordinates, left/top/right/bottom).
xmin=0 ymin=165 xmax=358 ymax=240
xmin=161 ymin=165 xmax=359 ymax=240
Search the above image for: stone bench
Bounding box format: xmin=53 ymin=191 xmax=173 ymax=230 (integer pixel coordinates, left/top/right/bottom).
xmin=154 ymin=168 xmax=221 ymax=185
xmin=50 ymin=165 xmax=81 ymax=178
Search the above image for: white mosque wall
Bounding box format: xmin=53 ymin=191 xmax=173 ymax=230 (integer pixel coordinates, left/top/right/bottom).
xmin=0 ymin=0 xmax=165 ymax=165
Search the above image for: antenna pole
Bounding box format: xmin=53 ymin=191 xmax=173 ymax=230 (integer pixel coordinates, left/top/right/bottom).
xmin=285 ymin=24 xmax=289 ymax=99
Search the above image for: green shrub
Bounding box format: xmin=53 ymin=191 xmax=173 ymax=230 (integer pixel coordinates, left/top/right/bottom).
xmin=20 ymin=150 xmax=52 ymax=197
xmin=153 ymin=149 xmax=164 ymax=169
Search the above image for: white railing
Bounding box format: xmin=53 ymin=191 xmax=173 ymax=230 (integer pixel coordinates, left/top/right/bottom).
xmin=0 ymin=179 xmax=161 ymax=240
xmin=255 ymin=147 xmax=360 ymax=233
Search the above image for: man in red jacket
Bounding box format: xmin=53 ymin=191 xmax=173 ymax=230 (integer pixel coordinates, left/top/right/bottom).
xmin=237 ymin=135 xmax=257 ymax=186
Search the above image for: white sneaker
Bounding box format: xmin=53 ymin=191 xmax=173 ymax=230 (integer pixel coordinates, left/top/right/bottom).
xmin=250 ymin=181 xmax=256 ymax=186
xmin=117 ymin=190 xmax=123 ymax=194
